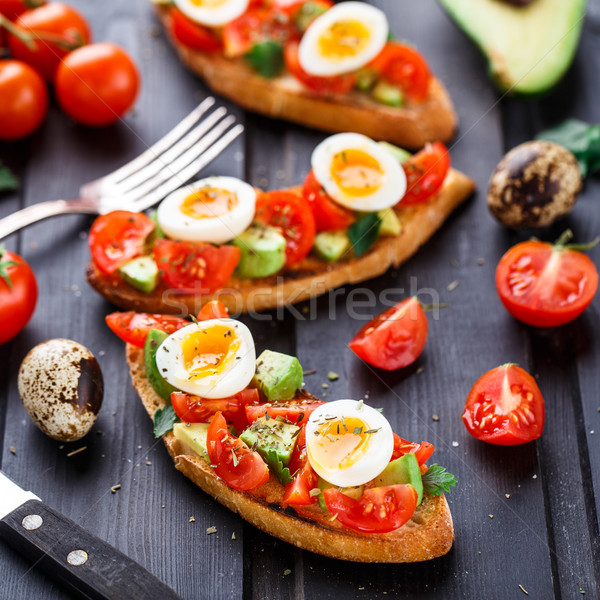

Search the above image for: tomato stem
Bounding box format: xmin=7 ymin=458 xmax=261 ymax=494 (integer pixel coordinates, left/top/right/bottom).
xmin=0 ymin=14 xmax=84 ymax=51
xmin=420 ymin=303 xmax=449 ymax=312
xmin=554 ymin=229 xmax=600 ymax=251
xmin=0 ymin=246 xmax=21 ymax=291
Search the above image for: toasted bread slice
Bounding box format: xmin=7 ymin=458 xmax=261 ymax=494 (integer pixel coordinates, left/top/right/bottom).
xmin=126 ymin=343 xmax=454 ymax=562
xmin=155 ymin=6 xmax=457 ymax=149
xmin=87 ymin=169 xmax=474 ymax=314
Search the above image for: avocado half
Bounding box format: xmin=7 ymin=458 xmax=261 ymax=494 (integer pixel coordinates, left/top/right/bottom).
xmin=438 ymin=0 xmax=587 ymax=94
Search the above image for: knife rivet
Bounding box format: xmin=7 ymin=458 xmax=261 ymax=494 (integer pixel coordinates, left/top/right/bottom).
xmin=22 ymin=514 xmax=43 ymax=530
xmin=67 ymin=549 xmax=88 ymax=566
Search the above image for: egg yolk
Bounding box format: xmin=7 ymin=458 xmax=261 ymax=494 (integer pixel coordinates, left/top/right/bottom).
xmin=318 ymin=19 xmax=371 ymax=60
xmin=181 ymin=325 xmax=240 ymax=380
xmin=180 ymin=187 xmax=238 ymax=219
xmin=189 ymin=0 xmax=228 ymax=8
xmin=331 ymin=149 xmax=384 ymax=196
xmin=310 ymin=416 xmax=372 ymax=470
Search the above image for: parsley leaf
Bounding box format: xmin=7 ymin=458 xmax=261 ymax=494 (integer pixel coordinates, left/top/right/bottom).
xmin=422 ymin=464 xmax=457 ymax=497
xmin=348 ymin=212 xmax=381 ymax=257
xmin=245 ymin=41 xmax=284 ymax=78
xmin=263 ymin=449 xmax=293 ymax=485
xmin=537 ymin=119 xmax=600 ymax=178
xmin=0 ymin=162 xmax=18 ymax=192
xmin=153 ymin=405 xmax=179 ymax=438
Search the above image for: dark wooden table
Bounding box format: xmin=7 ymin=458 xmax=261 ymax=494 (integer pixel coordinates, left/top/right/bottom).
xmin=2 ymin=1 xmax=600 ymax=598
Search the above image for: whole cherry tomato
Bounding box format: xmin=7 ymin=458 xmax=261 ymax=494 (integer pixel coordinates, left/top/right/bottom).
xmin=0 ymin=59 xmax=48 ymax=140
xmin=0 ymin=0 xmax=45 ymax=21
xmin=54 ymin=42 xmax=139 ymax=127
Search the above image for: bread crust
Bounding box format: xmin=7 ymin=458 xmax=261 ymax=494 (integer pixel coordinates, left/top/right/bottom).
xmin=155 ymin=6 xmax=457 ymax=149
xmin=87 ymin=169 xmax=474 ymax=315
xmin=126 ymin=343 xmax=454 ymax=562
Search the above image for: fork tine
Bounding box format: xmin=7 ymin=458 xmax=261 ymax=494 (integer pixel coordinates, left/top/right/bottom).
xmin=95 ymin=97 xmax=217 ymax=187
xmin=105 ymin=124 xmax=244 ymax=215
xmin=101 ymin=106 xmax=229 ymax=196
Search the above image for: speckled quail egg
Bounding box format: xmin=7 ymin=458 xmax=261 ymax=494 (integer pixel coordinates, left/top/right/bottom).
xmin=18 ymin=339 xmax=104 ymax=442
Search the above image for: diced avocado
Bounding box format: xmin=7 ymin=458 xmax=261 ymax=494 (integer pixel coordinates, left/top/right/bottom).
xmin=438 ymin=0 xmax=586 ymax=95
xmin=371 ymin=80 xmax=404 ymax=108
xmin=173 ymin=422 xmax=210 ymax=463
xmin=293 ymin=1 xmax=328 ymax=32
xmin=313 ymin=230 xmax=351 ymax=262
xmin=149 ymin=209 xmax=166 ymax=239
xmin=252 ymin=350 xmax=303 ymax=402
xmin=144 ymin=329 xmax=178 ymax=401
xmin=240 ymin=416 xmax=300 ymax=470
xmin=378 ymin=141 xmax=412 ymax=164
xmin=317 ymin=478 xmax=364 ymax=512
xmin=378 ymin=209 xmax=402 ymax=237
xmin=118 ymin=256 xmax=158 ymax=293
xmin=355 ymin=68 xmax=377 ymax=92
xmin=376 ymin=453 xmax=424 ymax=504
xmin=232 ymin=223 xmax=286 ymax=279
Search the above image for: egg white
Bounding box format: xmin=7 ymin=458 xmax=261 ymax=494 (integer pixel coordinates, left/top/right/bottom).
xmin=157 ymin=176 xmax=256 ymax=244
xmin=298 ymin=2 xmax=388 ymax=77
xmin=311 ymin=133 xmax=406 ymax=211
xmin=305 ymin=399 xmax=394 ymax=488
xmin=174 ymin=0 xmax=250 ymax=28
xmin=155 ymin=320 xmax=256 ymax=399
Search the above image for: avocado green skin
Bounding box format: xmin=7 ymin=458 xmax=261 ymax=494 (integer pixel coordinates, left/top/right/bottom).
xmin=438 ymin=0 xmax=587 ymax=95
xmin=376 ymin=453 xmax=424 ymax=504
xmin=232 ymin=224 xmax=286 ymax=278
xmin=118 ymin=256 xmax=158 ymax=293
xmin=252 ymin=349 xmax=303 ymax=402
xmin=144 ymin=329 xmax=179 ymax=401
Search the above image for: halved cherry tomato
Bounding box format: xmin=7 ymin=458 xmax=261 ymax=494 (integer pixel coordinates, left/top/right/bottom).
xmin=0 ymin=0 xmax=45 ymax=21
xmin=245 ymin=399 xmax=324 ymax=426
xmin=400 ymin=142 xmax=450 ymax=206
xmin=197 ymin=299 xmax=229 ymax=321
xmin=282 ymin=426 xmax=319 ymax=505
xmin=105 ymin=311 xmax=189 ymax=347
xmin=368 ymin=41 xmax=431 ymax=103
xmin=207 ymin=411 xmax=269 ymax=491
xmin=255 ymin=190 xmax=316 ymax=266
xmin=89 ymin=211 xmax=155 ymax=275
xmin=171 ymin=389 xmax=258 ymax=431
xmin=169 ymin=6 xmax=222 ymax=52
xmin=349 ymin=297 xmax=428 ymax=370
xmin=223 ymin=7 xmax=298 ymax=57
xmin=391 ymin=434 xmax=434 ymax=466
xmin=323 ymin=484 xmax=418 ymax=533
xmin=495 ymin=237 xmax=598 ymax=328
xmin=302 ymin=169 xmax=355 ymax=232
xmin=284 ymin=40 xmax=357 ymax=95
xmin=8 ymin=2 xmax=91 ymax=81
xmin=462 ymin=364 xmax=545 ymax=445
xmin=153 ymin=238 xmax=241 ymax=294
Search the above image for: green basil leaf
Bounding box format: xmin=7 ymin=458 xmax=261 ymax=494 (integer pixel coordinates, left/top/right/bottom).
xmin=537 ymin=119 xmax=600 ymax=178
xmin=153 ymin=405 xmax=179 ymax=438
xmin=245 ymin=41 xmax=284 ymax=78
xmin=348 ymin=212 xmax=381 ymax=257
xmin=0 ymin=162 xmax=19 ymax=193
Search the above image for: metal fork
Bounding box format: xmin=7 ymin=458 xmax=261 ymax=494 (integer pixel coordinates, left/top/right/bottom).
xmin=0 ymin=97 xmax=244 ymax=240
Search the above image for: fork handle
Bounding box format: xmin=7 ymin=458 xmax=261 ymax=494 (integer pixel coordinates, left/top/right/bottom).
xmin=0 ymin=199 xmax=97 ymax=240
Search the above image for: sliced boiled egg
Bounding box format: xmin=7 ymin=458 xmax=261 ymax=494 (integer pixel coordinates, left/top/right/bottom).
xmin=305 ymin=399 xmax=394 ymax=487
xmin=155 ymin=319 xmax=255 ymax=399
xmin=174 ymin=0 xmax=250 ymax=28
xmin=298 ymin=1 xmax=388 ymax=77
xmin=157 ymin=176 xmax=256 ymax=244
xmin=311 ymin=133 xmax=406 ymax=211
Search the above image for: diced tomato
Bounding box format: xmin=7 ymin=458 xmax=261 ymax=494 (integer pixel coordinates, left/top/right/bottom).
xmin=400 ymin=142 xmax=450 ymax=206
xmin=254 ymin=190 xmax=316 ymax=266
xmin=197 ymin=300 xmax=229 ymax=321
xmin=282 ymin=426 xmax=319 ymax=505
xmin=105 ymin=311 xmax=189 ymax=347
xmin=171 ymin=389 xmax=258 ymax=432
xmin=89 ymin=211 xmax=155 ymax=274
xmin=323 ymin=484 xmax=417 ymax=533
xmin=153 ymin=238 xmax=241 ymax=294
xmin=302 ymin=169 xmax=355 ymax=232
xmin=284 ymin=40 xmax=357 ymax=94
xmin=391 ymin=434 xmax=434 ymax=466
xmin=245 ymin=399 xmax=324 ymax=425
xmin=207 ymin=412 xmax=269 ymax=491
xmin=368 ymin=41 xmax=431 ymax=103
xmin=169 ymin=7 xmax=222 ymax=52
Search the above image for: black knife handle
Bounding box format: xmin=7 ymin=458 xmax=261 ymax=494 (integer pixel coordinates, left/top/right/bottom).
xmin=0 ymin=499 xmax=182 ymax=600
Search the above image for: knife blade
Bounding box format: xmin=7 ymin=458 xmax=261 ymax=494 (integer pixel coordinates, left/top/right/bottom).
xmin=0 ymin=471 xmax=182 ymax=600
